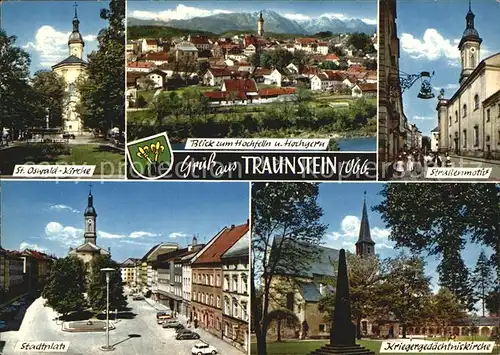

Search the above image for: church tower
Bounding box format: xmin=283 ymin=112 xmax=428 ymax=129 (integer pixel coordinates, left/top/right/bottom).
xmin=83 ymin=187 xmax=97 ymax=245
xmin=68 ymin=3 xmax=85 ymax=59
xmin=257 ymin=12 xmax=264 ymax=37
xmin=355 ymin=192 xmax=375 ymax=257
xmin=458 ymin=0 xmax=481 ymax=85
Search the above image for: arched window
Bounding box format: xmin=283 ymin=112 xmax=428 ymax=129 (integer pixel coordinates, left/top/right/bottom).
xmin=449 ymin=116 xmax=452 ymax=127
xmin=463 ymin=104 xmax=467 ymax=117
xmin=455 ymin=111 xmax=458 ymax=122
xmin=474 ymin=94 xmax=480 ymax=110
xmin=68 ymin=83 xmax=75 ymax=95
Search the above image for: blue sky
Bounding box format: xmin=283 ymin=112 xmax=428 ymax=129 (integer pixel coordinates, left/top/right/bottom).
xmin=397 ymin=0 xmax=500 ymax=136
xmin=318 ymin=183 xmax=493 ymax=297
xmin=1 ymin=1 xmax=109 ymax=71
xmin=1 ymin=181 xmax=249 ymax=263
xmin=127 ymin=1 xmax=377 ymax=25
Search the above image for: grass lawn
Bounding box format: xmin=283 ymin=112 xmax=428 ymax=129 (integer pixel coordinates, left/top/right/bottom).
xmin=251 ymin=338 xmax=497 ymax=355
xmin=0 ymin=143 xmax=125 ymax=176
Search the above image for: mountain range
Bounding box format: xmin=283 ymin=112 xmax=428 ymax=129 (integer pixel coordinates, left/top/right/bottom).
xmin=127 ymin=10 xmax=376 ymax=35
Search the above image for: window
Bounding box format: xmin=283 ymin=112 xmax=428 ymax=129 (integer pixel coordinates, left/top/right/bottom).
xmin=487 ymin=109 xmax=491 ymax=122
xmin=198 ymin=292 xmax=201 ymax=302
xmin=471 ymin=53 xmax=476 ymax=68
xmin=241 ymin=274 xmax=248 ymax=294
xmin=210 ymin=275 xmax=214 ymax=286
xmin=463 ymin=104 xmax=467 ymax=117
xmin=474 ymin=126 xmax=479 ymax=146
xmin=241 ymin=301 xmax=248 ymax=320
xmin=233 ymin=299 xmax=239 ymax=318
xmin=224 ymin=296 xmax=231 ymax=315
xmin=210 ymin=295 xmax=214 ymax=306
xmin=224 ymin=322 xmax=229 ymax=336
xmin=286 ymin=292 xmax=294 ymax=310
xmin=224 ymin=276 xmax=230 ymax=291
xmin=232 ymin=275 xmax=238 ymax=293
xmin=474 ymin=94 xmax=480 ymax=110
xmin=216 ymin=274 xmax=221 ymax=287
xmin=455 ymin=111 xmax=458 ymax=122
xmin=463 ymin=130 xmax=467 ymax=148
xmin=319 ymin=324 xmax=326 ymax=332
xmin=448 ymin=116 xmax=452 ymax=127
xmin=216 ymin=296 xmax=221 ymax=308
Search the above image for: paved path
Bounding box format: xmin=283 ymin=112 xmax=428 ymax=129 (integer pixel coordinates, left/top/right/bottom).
xmin=0 ymin=296 xmax=242 ymax=355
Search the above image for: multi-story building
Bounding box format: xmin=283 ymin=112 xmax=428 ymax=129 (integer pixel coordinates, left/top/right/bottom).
xmin=378 ymin=0 xmax=406 ymax=168
xmin=5 ymin=250 xmax=25 ymax=301
xmin=141 ymin=242 xmax=179 ymax=297
xmin=191 ymin=222 xmax=249 ymax=339
xmin=436 ymin=2 xmax=500 ymax=159
xmin=120 ymin=258 xmax=141 ymax=285
xmin=221 ymin=232 xmax=250 ymax=353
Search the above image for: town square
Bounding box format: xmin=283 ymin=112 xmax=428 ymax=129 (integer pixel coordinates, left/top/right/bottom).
xmin=0 ymin=182 xmax=249 ymax=355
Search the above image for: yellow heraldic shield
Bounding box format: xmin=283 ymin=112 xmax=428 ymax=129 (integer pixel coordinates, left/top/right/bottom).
xmin=127 ymin=132 xmax=174 ymax=179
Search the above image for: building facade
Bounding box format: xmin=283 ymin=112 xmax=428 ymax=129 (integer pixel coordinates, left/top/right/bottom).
xmin=120 ymin=258 xmax=141 ymax=285
xmin=191 ymin=223 xmax=249 ymax=339
xmin=221 ymin=233 xmax=250 ymax=353
xmin=437 ymin=2 xmax=500 ymax=159
xmin=378 ymin=0 xmax=407 ymax=166
xmin=68 ymin=189 xmax=110 ymax=264
xmin=51 ymin=7 xmax=87 ymax=134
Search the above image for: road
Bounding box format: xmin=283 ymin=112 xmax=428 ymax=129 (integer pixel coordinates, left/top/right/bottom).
xmin=0 ymin=296 xmax=243 ymax=355
xmin=383 ymin=156 xmax=500 ymax=181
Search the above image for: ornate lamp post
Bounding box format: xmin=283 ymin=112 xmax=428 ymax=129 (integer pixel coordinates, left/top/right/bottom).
xmin=100 ymin=267 xmax=115 ymax=351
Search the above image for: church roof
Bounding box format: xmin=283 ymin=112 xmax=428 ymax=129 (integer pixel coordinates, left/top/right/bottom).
xmin=356 ymin=197 xmax=375 ymax=245
xmin=431 ymin=126 xmax=439 ymax=133
xmin=52 ymin=55 xmax=87 ymax=69
xmin=74 ymin=242 xmax=109 ymax=254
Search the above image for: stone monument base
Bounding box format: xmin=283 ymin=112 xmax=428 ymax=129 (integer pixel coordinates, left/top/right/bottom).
xmin=308 ymin=343 xmax=375 ymax=355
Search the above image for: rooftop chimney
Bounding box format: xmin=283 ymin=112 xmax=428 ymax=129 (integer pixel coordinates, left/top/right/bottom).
xmin=231 ymin=224 xmax=235 ymax=229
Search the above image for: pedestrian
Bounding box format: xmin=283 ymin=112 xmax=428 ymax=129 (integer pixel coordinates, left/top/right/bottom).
xmin=445 ymin=152 xmax=452 ymax=167
xmin=394 ymin=156 xmax=405 ymax=179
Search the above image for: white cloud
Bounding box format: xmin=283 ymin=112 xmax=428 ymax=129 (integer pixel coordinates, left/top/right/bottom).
xmin=400 ymin=29 xmax=460 ymax=62
xmin=129 ymin=231 xmax=159 ymax=239
xmin=23 ymin=25 xmax=96 ymax=67
xmin=98 ymin=231 xmax=125 ymax=239
xmin=19 ymin=242 xmax=47 ymax=252
xmin=119 ymin=240 xmax=151 ymax=246
xmin=361 ymin=18 xmax=377 ymax=25
xmin=44 ymin=222 xmax=82 ymax=247
xmin=413 ymin=116 xmax=435 ymax=121
xmin=49 ymin=204 xmax=80 ymax=213
xmin=169 ymin=232 xmax=188 ymax=239
xmin=129 ymin=4 xmax=232 ymax=22
xmin=433 ymin=83 xmax=459 ymax=92
xmin=325 ymin=216 xmax=394 ymax=253
xmin=283 ymin=13 xmax=311 ymax=21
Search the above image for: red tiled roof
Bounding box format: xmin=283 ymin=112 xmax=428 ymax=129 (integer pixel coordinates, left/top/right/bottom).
xmin=144 ymin=52 xmax=169 ymax=61
xmin=318 ymin=41 xmax=329 ymax=46
xmin=203 ymin=91 xmax=228 ymax=99
xmin=258 ymin=87 xmax=296 ymax=97
xmin=318 ymin=70 xmax=345 ymax=81
xmin=128 ymin=61 xmax=153 ymax=69
xmin=223 ymin=79 xmax=257 ymax=93
xmin=296 ymin=38 xmax=318 ymax=44
xmin=192 ymin=223 xmax=248 ymax=265
xmin=145 ymin=39 xmax=157 ymax=45
xmin=301 ymin=66 xmax=319 ymax=75
xmin=190 ymin=36 xmax=210 ymax=45
xmin=253 ymin=68 xmax=273 ymax=76
xmin=325 ymin=54 xmax=339 ymax=61
xmin=356 ymin=83 xmax=377 ymax=92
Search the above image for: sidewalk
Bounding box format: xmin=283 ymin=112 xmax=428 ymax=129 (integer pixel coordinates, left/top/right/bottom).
xmin=143 ymin=297 xmax=245 ymax=354
xmin=450 ymin=154 xmax=500 ymax=166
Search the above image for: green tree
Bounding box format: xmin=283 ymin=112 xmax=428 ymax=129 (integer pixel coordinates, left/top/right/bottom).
xmin=265 ymin=309 xmax=300 ymax=342
xmin=319 ymin=61 xmax=341 ymax=70
xmin=374 ymin=184 xmax=500 ymax=309
xmin=432 ymin=287 xmax=466 ymax=336
xmin=153 ymin=91 xmax=180 ymax=124
xmin=383 ymin=254 xmax=432 ymax=338
xmin=347 ymin=33 xmax=374 ymax=53
xmin=76 ymin=0 xmax=125 ymax=134
xmin=32 ymin=70 xmax=67 ymax=128
xmin=86 ymin=255 xmax=127 ymax=312
xmin=485 ymin=287 xmax=500 ymax=316
xmin=319 ymin=253 xmax=386 ymax=339
xmin=473 ymin=250 xmax=493 ymax=317
xmin=135 ymin=95 xmax=147 ymax=109
xmin=251 ymin=183 xmax=328 ymax=355
xmin=0 ymin=30 xmax=34 ymax=134
xmin=327 ymin=139 xmax=339 ymax=151
xmin=42 ymin=256 xmax=86 ymax=316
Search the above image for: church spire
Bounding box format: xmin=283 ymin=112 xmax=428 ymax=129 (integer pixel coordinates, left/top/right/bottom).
xmin=68 ymin=1 xmax=85 ymax=58
xmin=355 ymin=191 xmax=375 ymax=257
xmin=458 ymin=0 xmax=481 ymax=84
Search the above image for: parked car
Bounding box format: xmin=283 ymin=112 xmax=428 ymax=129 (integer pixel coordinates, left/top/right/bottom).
xmin=176 ymin=329 xmax=200 ymax=340
xmin=156 ymin=311 xmax=172 ymax=324
xmin=62 ymin=132 xmax=75 ymax=139
xmin=175 ymin=324 xmax=186 ymax=332
xmin=162 ymin=319 xmax=181 ymax=328
xmin=191 ymin=342 xmax=217 ymax=355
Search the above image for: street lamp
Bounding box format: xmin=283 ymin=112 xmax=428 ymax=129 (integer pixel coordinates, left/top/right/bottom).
xmin=100 ymin=267 xmax=115 ymax=352
xmin=389 ymin=70 xmax=435 ymax=99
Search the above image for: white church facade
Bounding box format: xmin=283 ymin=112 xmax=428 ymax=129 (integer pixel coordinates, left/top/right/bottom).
xmin=437 ymin=1 xmax=500 ymax=159
xmin=51 ymin=6 xmax=87 ymax=135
